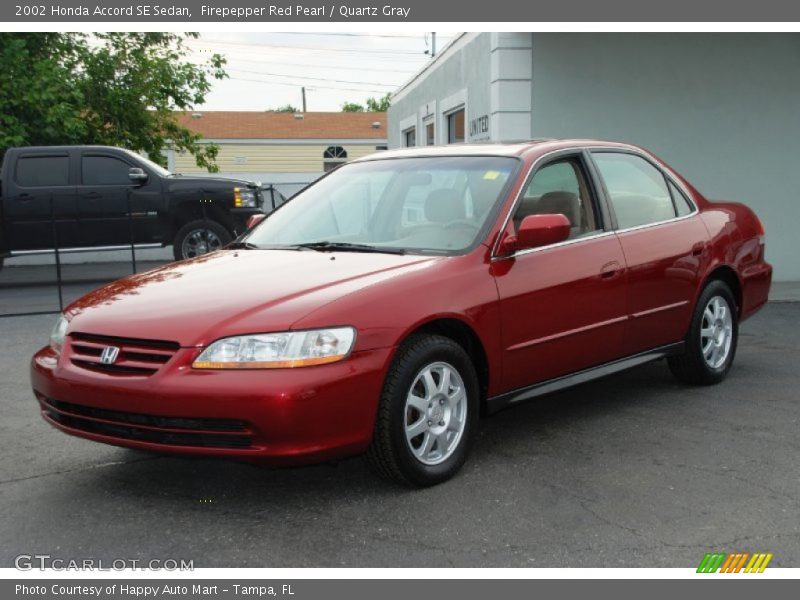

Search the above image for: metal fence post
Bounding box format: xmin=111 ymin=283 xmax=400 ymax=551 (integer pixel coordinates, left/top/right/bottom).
xmin=50 ymin=195 xmax=64 ymax=312
xmin=126 ymin=186 xmax=137 ymax=274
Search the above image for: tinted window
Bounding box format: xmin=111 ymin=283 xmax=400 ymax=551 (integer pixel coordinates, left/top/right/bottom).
xmin=514 ymin=158 xmax=600 ymax=239
xmin=593 ymin=152 xmax=677 ymax=229
xmin=668 ymin=180 xmax=694 ymax=217
xmin=82 ymin=156 xmax=132 ymax=185
xmin=15 ymin=156 xmax=69 ymax=187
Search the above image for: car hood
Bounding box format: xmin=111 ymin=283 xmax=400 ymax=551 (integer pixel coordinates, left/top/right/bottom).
xmin=64 ymin=250 xmax=439 ymax=347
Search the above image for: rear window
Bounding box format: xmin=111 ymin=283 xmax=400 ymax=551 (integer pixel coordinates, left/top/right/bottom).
xmin=15 ymin=156 xmax=70 ymax=187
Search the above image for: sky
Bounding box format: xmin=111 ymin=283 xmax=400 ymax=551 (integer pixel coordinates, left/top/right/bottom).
xmin=184 ymin=32 xmax=457 ymax=112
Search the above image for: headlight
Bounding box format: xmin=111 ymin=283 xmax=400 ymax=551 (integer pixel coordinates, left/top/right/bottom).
xmin=234 ymin=187 xmax=258 ymax=208
xmin=193 ymin=327 xmax=356 ymax=369
xmin=50 ymin=315 xmax=68 ymax=353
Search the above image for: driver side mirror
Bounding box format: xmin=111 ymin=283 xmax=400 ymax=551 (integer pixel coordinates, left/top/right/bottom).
xmin=128 ymin=167 xmax=148 ymax=186
xmin=246 ymin=213 xmax=267 ymax=230
xmin=499 ymin=214 xmax=571 ymax=255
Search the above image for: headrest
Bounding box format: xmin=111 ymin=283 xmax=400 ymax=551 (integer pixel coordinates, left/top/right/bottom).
xmin=537 ymin=191 xmax=580 ymax=226
xmin=424 ymin=188 xmax=465 ymax=223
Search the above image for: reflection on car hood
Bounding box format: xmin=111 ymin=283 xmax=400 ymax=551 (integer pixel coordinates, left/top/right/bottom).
xmin=64 ymin=250 xmax=439 ymax=347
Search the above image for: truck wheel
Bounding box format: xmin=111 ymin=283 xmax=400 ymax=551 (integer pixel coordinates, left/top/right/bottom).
xmin=173 ymin=220 xmax=232 ymax=260
xmin=366 ymin=334 xmax=479 ymax=487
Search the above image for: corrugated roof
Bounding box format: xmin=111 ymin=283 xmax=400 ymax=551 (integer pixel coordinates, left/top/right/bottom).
xmin=174 ymin=111 xmax=387 ymax=140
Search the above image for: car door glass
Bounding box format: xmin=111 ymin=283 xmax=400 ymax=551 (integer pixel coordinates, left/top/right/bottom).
xmin=82 ymin=156 xmax=132 ymax=185
xmin=15 ymin=156 xmax=69 ymax=187
xmin=593 ymin=153 xmax=677 ymax=229
xmin=668 ymin=180 xmax=694 ymax=217
xmin=514 ymin=159 xmax=599 ymax=239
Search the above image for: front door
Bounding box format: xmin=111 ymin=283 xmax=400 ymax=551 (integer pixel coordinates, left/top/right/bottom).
xmin=493 ymin=153 xmax=629 ymax=393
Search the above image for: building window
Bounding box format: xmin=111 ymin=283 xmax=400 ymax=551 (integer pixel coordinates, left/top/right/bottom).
xmin=403 ymin=128 xmax=416 ymax=147
xmin=446 ymin=108 xmax=465 ymax=144
xmin=323 ymin=146 xmax=348 ymax=172
xmin=425 ymin=121 xmax=435 ymax=146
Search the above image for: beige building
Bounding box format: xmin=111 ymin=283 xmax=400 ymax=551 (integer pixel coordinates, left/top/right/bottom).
xmin=168 ymin=111 xmax=388 ymax=196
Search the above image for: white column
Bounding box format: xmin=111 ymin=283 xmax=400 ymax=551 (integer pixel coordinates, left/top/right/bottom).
xmin=489 ymin=33 xmax=533 ymax=142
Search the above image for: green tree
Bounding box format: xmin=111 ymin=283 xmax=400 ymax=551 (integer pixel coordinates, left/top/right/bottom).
xmin=271 ymin=104 xmax=299 ymax=113
xmin=341 ymin=101 xmax=365 ymax=112
xmin=0 ymin=33 xmax=226 ymax=171
xmin=341 ymin=94 xmax=391 ymax=113
xmin=365 ymin=94 xmax=391 ymax=112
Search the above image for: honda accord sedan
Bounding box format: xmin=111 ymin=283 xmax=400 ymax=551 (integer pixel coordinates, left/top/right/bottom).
xmin=31 ymin=140 xmax=772 ymax=486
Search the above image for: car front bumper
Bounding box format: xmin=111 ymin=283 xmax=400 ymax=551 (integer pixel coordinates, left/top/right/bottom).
xmin=31 ymin=343 xmax=393 ymax=465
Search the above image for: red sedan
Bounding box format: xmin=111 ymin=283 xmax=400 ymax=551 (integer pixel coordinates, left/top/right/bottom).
xmin=31 ymin=140 xmax=772 ymax=486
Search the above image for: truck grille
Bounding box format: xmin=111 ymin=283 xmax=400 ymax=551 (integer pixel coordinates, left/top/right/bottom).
xmin=69 ymin=333 xmax=180 ymax=376
xmin=40 ymin=398 xmax=253 ymax=449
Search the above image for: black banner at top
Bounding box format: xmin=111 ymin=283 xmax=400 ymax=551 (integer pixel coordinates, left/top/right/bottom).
xmin=2 ymin=0 xmax=800 ymax=22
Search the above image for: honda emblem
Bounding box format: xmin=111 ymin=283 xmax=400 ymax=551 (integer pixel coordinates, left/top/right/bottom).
xmin=100 ymin=346 xmax=120 ymax=365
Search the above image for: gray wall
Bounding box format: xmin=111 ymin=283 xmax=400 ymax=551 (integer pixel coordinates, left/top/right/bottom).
xmin=389 ymin=33 xmax=492 ymax=147
xmin=530 ymin=33 xmax=800 ymax=281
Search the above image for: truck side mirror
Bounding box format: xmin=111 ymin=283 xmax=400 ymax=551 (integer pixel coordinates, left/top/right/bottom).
xmin=128 ymin=168 xmax=148 ymax=185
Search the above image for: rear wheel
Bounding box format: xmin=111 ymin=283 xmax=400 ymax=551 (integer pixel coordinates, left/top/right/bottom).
xmin=668 ymin=280 xmax=738 ymax=385
xmin=367 ymin=334 xmax=479 ymax=487
xmin=173 ymin=220 xmax=231 ymax=260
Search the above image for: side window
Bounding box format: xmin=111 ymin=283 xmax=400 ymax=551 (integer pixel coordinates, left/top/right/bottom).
xmin=15 ymin=156 xmax=70 ymax=187
xmin=514 ymin=158 xmax=599 ymax=239
xmin=593 ymin=152 xmax=676 ymax=229
xmin=82 ymin=156 xmax=132 ymax=185
xmin=668 ymin=180 xmax=694 ymax=217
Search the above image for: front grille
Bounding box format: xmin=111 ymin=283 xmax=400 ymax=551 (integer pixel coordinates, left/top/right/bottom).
xmin=69 ymin=333 xmax=180 ymax=376
xmin=41 ymin=398 xmax=253 ymax=449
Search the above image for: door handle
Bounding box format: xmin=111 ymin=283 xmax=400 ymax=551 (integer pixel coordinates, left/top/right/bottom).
xmin=600 ymin=261 xmax=621 ymax=279
xmin=691 ymin=242 xmax=706 ymax=257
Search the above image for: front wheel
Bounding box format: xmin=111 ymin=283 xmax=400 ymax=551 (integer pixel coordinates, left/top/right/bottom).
xmin=367 ymin=334 xmax=479 ymax=487
xmin=173 ymin=220 xmax=232 ymax=261
xmin=668 ymin=280 xmax=738 ymax=385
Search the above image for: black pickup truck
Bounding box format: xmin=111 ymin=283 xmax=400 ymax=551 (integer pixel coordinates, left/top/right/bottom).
xmin=0 ymin=145 xmax=285 ymax=268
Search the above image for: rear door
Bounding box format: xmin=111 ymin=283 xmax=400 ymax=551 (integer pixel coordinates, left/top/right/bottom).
xmin=494 ymin=151 xmax=629 ymax=393
xmin=590 ymin=150 xmax=708 ymax=354
xmin=4 ymin=152 xmax=78 ymax=250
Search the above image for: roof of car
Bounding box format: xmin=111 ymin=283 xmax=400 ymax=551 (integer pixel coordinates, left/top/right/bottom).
xmin=352 ymin=139 xmax=637 ymax=162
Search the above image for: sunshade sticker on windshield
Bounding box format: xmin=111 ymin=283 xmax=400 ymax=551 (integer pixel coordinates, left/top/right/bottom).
xmin=483 ymin=170 xmax=502 ymax=180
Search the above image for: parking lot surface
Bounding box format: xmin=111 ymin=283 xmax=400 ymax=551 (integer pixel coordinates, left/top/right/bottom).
xmin=1 ymin=303 xmax=798 ymax=568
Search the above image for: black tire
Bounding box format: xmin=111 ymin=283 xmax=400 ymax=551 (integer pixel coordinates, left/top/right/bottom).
xmin=668 ymin=280 xmax=739 ymax=385
xmin=172 ymin=220 xmax=232 ymax=261
xmin=366 ymin=334 xmax=480 ymax=487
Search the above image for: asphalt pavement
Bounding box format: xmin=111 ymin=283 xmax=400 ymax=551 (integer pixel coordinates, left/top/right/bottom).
xmin=0 ymin=302 xmax=798 ymax=568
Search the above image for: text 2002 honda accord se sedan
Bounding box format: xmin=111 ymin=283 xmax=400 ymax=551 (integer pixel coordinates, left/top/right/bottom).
xmin=32 ymin=140 xmax=772 ymax=486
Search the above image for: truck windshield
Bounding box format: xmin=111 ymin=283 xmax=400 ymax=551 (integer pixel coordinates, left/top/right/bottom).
xmin=245 ymin=156 xmax=518 ymax=255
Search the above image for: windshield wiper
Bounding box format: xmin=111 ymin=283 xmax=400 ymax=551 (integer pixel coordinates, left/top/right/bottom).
xmin=227 ymin=241 xmax=262 ymax=250
xmin=293 ymin=241 xmax=406 ymax=255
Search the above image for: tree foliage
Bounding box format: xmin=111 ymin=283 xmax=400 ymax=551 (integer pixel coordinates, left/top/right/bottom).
xmin=341 ymin=94 xmax=391 ymax=113
xmin=270 ymin=104 xmax=300 ymax=113
xmin=0 ymin=33 xmax=227 ymax=170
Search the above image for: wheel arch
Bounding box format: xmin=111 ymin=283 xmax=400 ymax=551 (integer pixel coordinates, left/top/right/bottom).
xmin=701 ymin=264 xmax=743 ymax=316
xmin=402 ymin=316 xmax=491 ymax=414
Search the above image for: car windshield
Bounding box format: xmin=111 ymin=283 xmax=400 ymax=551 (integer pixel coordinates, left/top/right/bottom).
xmin=245 ymin=156 xmax=518 ymax=254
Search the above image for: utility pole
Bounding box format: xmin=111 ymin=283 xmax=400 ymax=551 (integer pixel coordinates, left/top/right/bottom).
xmin=301 ymin=86 xmax=307 ymax=112
xmin=424 ymin=32 xmax=437 ymax=59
